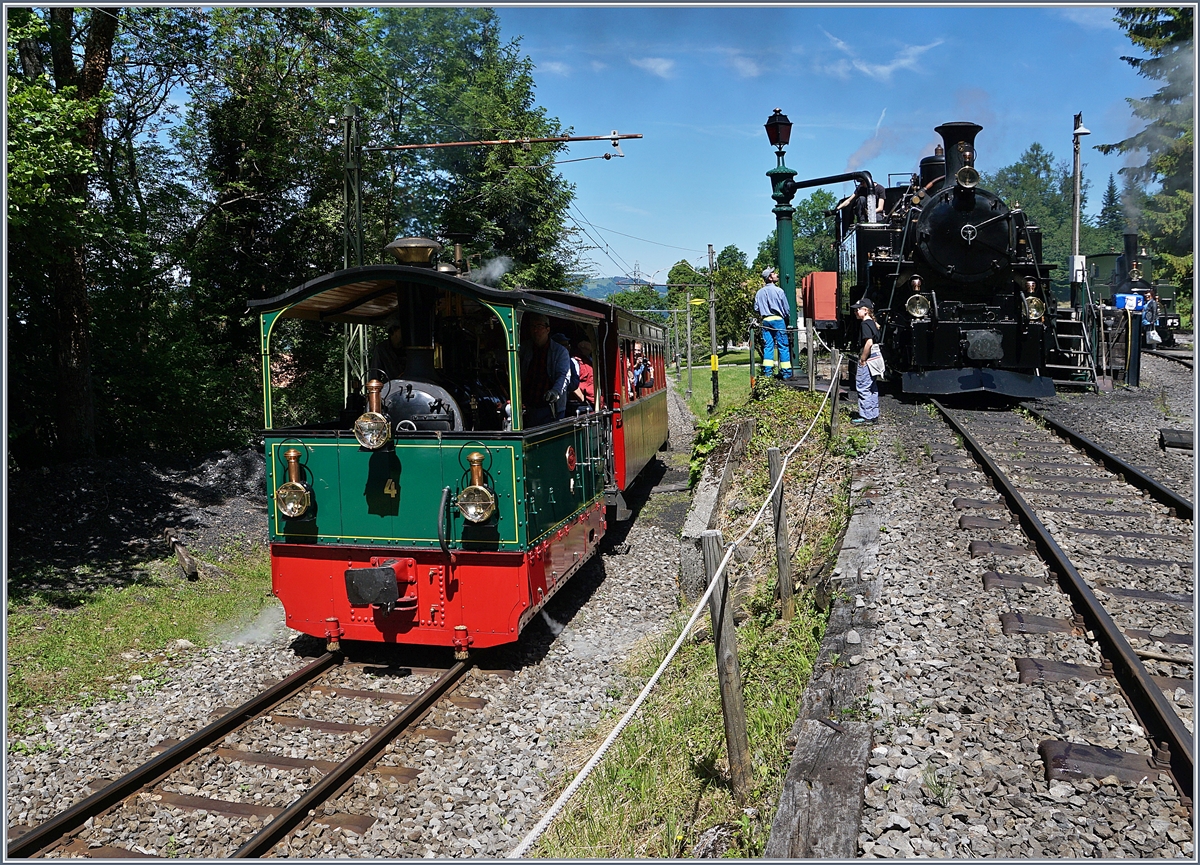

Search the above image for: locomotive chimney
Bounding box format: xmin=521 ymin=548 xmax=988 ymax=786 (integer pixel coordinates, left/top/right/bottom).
xmin=1122 ymin=229 xmax=1139 ymax=266
xmin=934 ymin=122 xmax=983 ymax=189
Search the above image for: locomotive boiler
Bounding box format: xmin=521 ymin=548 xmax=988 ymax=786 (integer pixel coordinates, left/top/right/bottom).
xmin=838 ymin=122 xmax=1057 ymax=398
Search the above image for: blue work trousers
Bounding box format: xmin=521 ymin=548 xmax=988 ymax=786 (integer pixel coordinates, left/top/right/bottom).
xmin=855 ymin=360 xmax=879 ymax=420
xmin=762 ymin=318 xmax=792 ymax=378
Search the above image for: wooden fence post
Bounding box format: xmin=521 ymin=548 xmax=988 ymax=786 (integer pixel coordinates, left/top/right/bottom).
xmin=701 ymin=530 xmax=752 ymax=803
xmin=767 ymin=448 xmax=794 ymax=621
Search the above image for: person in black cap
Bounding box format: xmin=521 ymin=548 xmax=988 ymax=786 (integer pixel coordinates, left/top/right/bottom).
xmin=754 ymin=266 xmax=793 ymax=379
xmin=850 ymin=297 xmax=881 ymax=424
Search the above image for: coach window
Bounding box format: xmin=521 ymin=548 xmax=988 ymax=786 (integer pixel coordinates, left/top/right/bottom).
xmin=516 ymin=311 xmax=600 ymax=428
xmin=620 ymin=339 xmax=633 ymax=401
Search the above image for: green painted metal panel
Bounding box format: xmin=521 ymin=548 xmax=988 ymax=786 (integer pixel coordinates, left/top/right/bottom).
xmin=265 ymin=435 xmax=526 ymax=551
xmin=522 ymin=416 xmax=607 ymax=543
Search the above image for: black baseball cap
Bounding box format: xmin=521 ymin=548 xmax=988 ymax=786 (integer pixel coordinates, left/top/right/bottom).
xmin=850 ymin=297 xmax=875 ymax=311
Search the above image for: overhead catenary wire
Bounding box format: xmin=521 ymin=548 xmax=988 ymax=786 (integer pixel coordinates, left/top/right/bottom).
xmin=569 ymin=203 xmax=635 ymax=277
xmin=508 ymin=372 xmax=840 ymax=858
xmin=567 ymin=222 xmax=706 ymax=254
xmin=159 ymin=8 xmax=658 ymax=288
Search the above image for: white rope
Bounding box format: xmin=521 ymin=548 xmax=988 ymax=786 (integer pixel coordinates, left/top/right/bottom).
xmin=507 ymin=369 xmax=842 ymax=858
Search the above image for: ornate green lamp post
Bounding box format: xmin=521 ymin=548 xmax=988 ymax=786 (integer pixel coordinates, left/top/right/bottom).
xmin=765 ymin=108 xmax=800 ymax=328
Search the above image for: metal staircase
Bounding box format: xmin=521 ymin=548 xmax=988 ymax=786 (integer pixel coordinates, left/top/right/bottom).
xmin=1044 ymin=278 xmax=1102 ymax=392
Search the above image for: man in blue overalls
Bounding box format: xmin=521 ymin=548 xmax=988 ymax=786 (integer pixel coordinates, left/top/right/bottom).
xmin=754 ymin=267 xmax=793 ymax=379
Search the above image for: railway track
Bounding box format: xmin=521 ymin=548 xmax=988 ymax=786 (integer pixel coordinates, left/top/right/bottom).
xmin=7 ymin=655 xmax=474 ymax=859
xmin=1144 ymin=348 xmax=1194 ymax=370
xmin=931 ymin=401 xmax=1193 ymax=805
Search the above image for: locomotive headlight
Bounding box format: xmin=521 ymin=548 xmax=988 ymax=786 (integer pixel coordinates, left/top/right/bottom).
xmin=456 ymin=485 xmax=496 ymax=523
xmin=955 ymin=166 xmax=980 ymax=189
xmin=276 ymin=448 xmax=311 ymax=518
xmin=276 ymin=481 xmax=312 ymax=518
xmin=353 ymin=411 xmax=391 ymax=450
xmin=456 ymin=451 xmax=496 ymax=522
xmin=1023 ymin=297 xmax=1046 ymax=321
xmin=906 ymin=294 xmax=932 ymax=319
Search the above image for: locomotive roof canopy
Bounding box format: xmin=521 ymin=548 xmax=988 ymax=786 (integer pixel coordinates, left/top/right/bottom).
xmin=247 ymin=264 xmax=603 ymax=326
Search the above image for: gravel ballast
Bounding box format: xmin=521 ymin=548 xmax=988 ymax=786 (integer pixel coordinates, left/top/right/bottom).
xmin=846 ymin=387 xmax=1193 ymax=859
xmin=7 ymin=389 xmax=699 ymax=858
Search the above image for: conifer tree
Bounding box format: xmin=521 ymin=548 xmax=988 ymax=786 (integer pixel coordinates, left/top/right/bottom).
xmin=1096 ymin=7 xmax=1193 ymax=295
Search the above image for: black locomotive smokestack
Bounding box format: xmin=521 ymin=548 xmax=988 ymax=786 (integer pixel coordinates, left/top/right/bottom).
xmin=1123 ymin=229 xmax=1139 ymax=265
xmin=934 ymin=122 xmax=983 ymax=188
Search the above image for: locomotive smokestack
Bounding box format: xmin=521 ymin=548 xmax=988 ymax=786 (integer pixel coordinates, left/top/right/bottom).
xmin=1122 ymin=229 xmax=1139 ymax=265
xmin=934 ymin=122 xmax=983 ymax=189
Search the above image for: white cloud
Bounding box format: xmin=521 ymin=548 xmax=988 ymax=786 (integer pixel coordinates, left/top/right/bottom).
xmin=824 ymin=58 xmax=853 ymax=81
xmin=1056 ymin=7 xmax=1117 ymax=31
xmin=820 ymin=29 xmax=943 ymax=82
xmin=729 ymin=54 xmax=762 ymax=78
xmin=591 ymin=59 xmax=608 ymax=72
xmin=630 ymin=56 xmax=675 ymax=78
xmin=540 ymin=61 xmax=571 ymax=76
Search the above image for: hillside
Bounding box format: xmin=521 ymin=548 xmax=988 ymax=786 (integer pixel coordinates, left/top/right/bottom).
xmin=579 ymin=276 xmax=664 ymax=300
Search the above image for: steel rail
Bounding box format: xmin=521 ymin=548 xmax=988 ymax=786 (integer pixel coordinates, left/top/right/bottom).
xmin=1143 ymin=348 xmax=1194 ymax=369
xmin=7 ymin=653 xmax=341 ymax=859
xmin=933 ymin=401 xmax=1194 ymax=803
xmin=1021 ymin=405 xmax=1193 ymax=520
xmin=232 ymin=660 xmax=471 ymax=858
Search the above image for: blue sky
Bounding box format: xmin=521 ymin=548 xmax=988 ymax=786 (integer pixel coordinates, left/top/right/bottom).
xmin=495 ymin=5 xmax=1154 ymax=284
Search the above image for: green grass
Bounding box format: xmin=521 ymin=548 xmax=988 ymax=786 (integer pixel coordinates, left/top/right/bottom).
xmin=532 ymin=583 xmax=827 ymax=858
xmin=672 ymin=348 xmax=753 ymax=368
xmin=7 ymin=549 xmax=275 ymax=737
xmin=715 ymin=348 xmax=751 ymax=365
xmin=671 ymin=365 xmax=755 ymax=420
xmin=532 ymin=379 xmax=856 ymax=858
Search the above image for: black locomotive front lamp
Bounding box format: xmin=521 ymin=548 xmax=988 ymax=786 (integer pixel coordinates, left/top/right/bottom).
xmin=764 ymin=108 xmax=800 ymax=329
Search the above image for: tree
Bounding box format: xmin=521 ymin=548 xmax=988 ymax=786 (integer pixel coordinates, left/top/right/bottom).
xmin=713 ymin=245 xmax=754 ymax=351
xmin=1096 ymin=7 xmax=1193 ymax=295
xmin=752 ymin=189 xmax=838 ymax=280
xmin=7 ymin=7 xmax=120 ymax=462
xmin=662 ymin=259 xmax=712 ymax=360
xmin=371 ymin=8 xmax=579 ymax=290
xmin=7 ymin=7 xmax=581 ymax=466
xmin=1096 ymin=173 xmax=1125 ymax=249
xmin=607 ymin=283 xmax=666 ymax=322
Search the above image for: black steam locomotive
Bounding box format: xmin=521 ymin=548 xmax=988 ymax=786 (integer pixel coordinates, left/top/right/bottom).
xmin=838 ymin=122 xmax=1057 ymax=398
xmin=1088 ymin=230 xmax=1180 ymax=347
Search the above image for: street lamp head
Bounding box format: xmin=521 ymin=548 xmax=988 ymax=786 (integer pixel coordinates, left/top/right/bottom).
xmin=765 ymin=108 xmax=792 ymax=149
xmin=1073 ymin=113 xmax=1090 ymax=136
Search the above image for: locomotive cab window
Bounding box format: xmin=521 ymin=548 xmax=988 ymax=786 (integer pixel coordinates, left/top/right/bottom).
xmin=263 ymin=279 xmax=513 ymax=434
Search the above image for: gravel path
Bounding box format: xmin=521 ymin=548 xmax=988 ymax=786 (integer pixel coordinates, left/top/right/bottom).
xmin=6 ymin=390 xmax=698 ymax=858
xmin=842 ymin=391 xmax=1193 ymax=858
